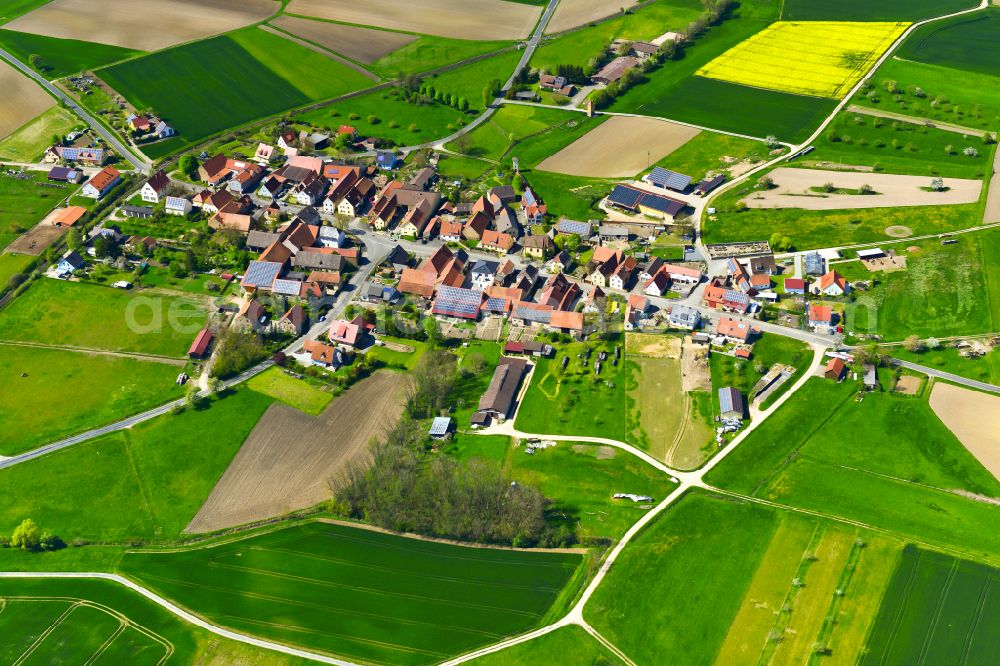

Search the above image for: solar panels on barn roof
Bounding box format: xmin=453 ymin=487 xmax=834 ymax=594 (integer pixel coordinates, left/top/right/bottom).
xmin=556 ymin=219 xmax=592 ymax=236
xmin=484 ymin=296 xmax=507 ymax=312
xmin=607 ymin=184 xmax=684 ymax=216
xmin=432 ymin=286 xmax=482 ymax=320
xmin=645 ymin=167 xmax=692 ymax=191
xmin=242 ymin=260 xmax=283 ymax=288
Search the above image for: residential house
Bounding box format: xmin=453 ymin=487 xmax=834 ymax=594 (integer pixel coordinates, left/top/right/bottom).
xmin=254 ymin=143 xmax=275 ymax=163
xmin=480 ymin=229 xmax=515 ymax=254
xmin=804 ymin=252 xmax=826 ymax=276
xmin=808 ymin=304 xmax=836 ymax=332
xmin=815 ymin=270 xmax=848 ymax=296
xmin=639 ymin=257 xmax=664 ymax=284
xmin=644 ymin=270 xmax=670 ymax=297
xmin=469 ymin=260 xmax=498 ymax=290
xmin=55 ymin=250 xmax=85 ymax=275
xmin=702 ymin=279 xmax=753 ymax=313
xmin=275 ymin=305 xmax=307 ymax=336
xmin=293 ymin=175 xmax=329 ymax=206
xmin=141 ymin=170 xmax=170 ymax=203
xmin=328 ymin=319 xmax=363 ymax=349
xmin=463 ymin=211 xmax=490 ymax=242
xmin=629 ymin=41 xmax=658 ymax=59
xmin=235 ymin=299 xmax=268 ymax=331
xmin=523 ymin=234 xmax=554 ymax=260
xmin=376 ymin=150 xmax=401 ymax=170
xmin=439 ymin=218 xmax=464 ymax=242
xmin=80 ymin=166 xmax=121 ymax=199
xmin=668 ymin=305 xmax=701 ymax=330
xmin=153 ymin=121 xmax=175 ymax=139
xmin=609 ymin=255 xmax=638 ymax=291
xmin=522 ymin=188 xmax=547 ymax=224
xmin=715 ymin=317 xmax=754 ymax=343
xmin=749 ymin=254 xmax=778 ymax=275
xmin=661 ymin=263 xmax=703 ymax=288
xmin=539 ymin=273 xmax=580 ymax=311
xmin=548 ymin=250 xmax=572 ymax=274
xmin=784 ymin=278 xmax=806 ymax=295
xmin=318 ymin=226 xmax=346 ymax=249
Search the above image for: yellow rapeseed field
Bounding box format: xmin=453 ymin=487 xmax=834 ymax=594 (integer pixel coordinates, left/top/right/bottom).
xmin=696 ymin=21 xmax=909 ymax=99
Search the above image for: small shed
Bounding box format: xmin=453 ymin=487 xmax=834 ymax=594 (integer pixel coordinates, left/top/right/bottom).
xmin=718 ymin=387 xmax=745 ymax=420
xmin=429 ymin=416 xmax=453 ymax=440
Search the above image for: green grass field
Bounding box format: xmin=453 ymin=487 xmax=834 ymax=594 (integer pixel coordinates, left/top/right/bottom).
xmin=0 ymin=388 xmax=272 ymax=540
xmin=0 ymin=0 xmax=51 ymax=23
xmin=0 ymin=30 xmax=139 ymax=79
xmin=521 ymin=170 xmax=617 ymax=220
xmin=0 ymin=577 xmax=311 ymax=665
xmin=896 ymin=8 xmax=1000 ymax=77
xmin=606 ymin=0 xmax=836 ymax=141
xmin=426 ymin=49 xmax=522 ymax=113
xmin=364 ymin=335 xmax=430 ymax=370
xmin=0 ymin=251 xmax=33 ymax=288
xmin=710 ymin=334 xmax=813 ymax=411
xmin=780 ymin=0 xmax=976 ymax=21
xmin=436 ymin=154 xmax=494 ymax=181
xmin=121 ymin=521 xmax=583 ymax=665
xmin=0 ymin=106 xmax=84 ymax=162
xmin=0 ymin=343 xmax=185 ymax=456
xmin=468 ymin=625 xmax=623 ymax=665
xmin=515 ymin=337 xmax=626 ymax=440
xmin=861 ymin=546 xmax=1000 ymax=665
xmin=650 ymin=130 xmax=772 ymax=182
xmin=848 ymin=230 xmax=1000 ymax=341
xmin=816 ymin=112 xmax=993 ymax=178
xmin=585 ymin=490 xmax=777 ymax=664
xmin=371 ymin=37 xmax=511 ymax=77
xmin=247 ymin=366 xmax=332 ymax=415
xmin=892 ymin=346 xmax=1000 ymax=384
xmin=98 ymin=27 xmax=371 ymax=147
xmin=853 ymin=58 xmax=1000 ymax=133
xmin=0 ymin=278 xmax=209 ymax=356
xmin=0 ymin=171 xmax=68 ymax=249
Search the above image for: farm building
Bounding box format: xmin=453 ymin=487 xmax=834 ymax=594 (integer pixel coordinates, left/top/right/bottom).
xmin=188 ymin=328 xmax=214 ymax=359
xmin=241 ymin=260 xmax=283 ymax=293
xmin=432 ymin=286 xmax=483 ymax=321
xmin=643 ymin=167 xmax=692 ymax=193
xmin=121 ymin=205 xmax=154 ymax=219
xmin=694 ymin=174 xmax=725 ymax=196
xmin=165 ymin=196 xmax=192 ymax=216
xmin=856 ymin=248 xmax=885 ymax=260
xmin=556 ymin=218 xmax=593 ymax=237
xmin=592 ymin=56 xmax=639 ymax=84
xmin=504 ymin=341 xmax=554 ymax=357
xmin=47 ymin=166 xmax=81 ymax=183
xmin=477 ymin=357 xmax=530 ymax=420
xmin=784 ymin=278 xmax=806 ymax=294
xmin=51 ymin=206 xmax=86 ymax=228
xmin=718 ymin=387 xmax=745 ymax=420
xmin=606 ymin=184 xmax=685 ymax=221
xmin=824 ymin=357 xmax=847 ymax=381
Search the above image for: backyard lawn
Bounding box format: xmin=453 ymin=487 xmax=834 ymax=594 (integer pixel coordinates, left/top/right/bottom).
xmin=246 ymin=367 xmax=333 ymax=415
xmin=0 ymin=171 xmax=68 ymax=250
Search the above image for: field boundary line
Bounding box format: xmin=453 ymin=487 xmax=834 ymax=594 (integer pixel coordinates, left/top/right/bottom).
xmin=84 ymin=620 xmax=126 ymax=666
xmin=11 ymin=600 xmax=77 ymax=666
xmin=0 ymin=572 xmax=362 ymax=666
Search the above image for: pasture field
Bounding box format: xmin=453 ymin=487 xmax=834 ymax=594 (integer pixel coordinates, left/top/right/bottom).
xmin=537 ymin=115 xmax=700 ymax=178
xmin=2 ymin=0 xmax=277 ymax=51
xmin=515 ymin=337 xmax=626 ymax=440
xmin=98 ymin=27 xmax=371 ymax=147
xmin=649 ymin=130 xmax=772 ymax=182
xmin=0 ymin=577 xmax=311 ymax=665
xmin=0 ymin=59 xmax=52 ymax=143
xmin=0 ymin=105 xmax=83 ymax=162
xmin=436 ymin=154 xmax=494 ymax=181
xmin=0 ymin=388 xmax=272 ymax=540
xmin=892 ymin=346 xmax=1000 ymax=385
xmin=285 ymin=0 xmax=541 ymax=41
xmin=364 ymin=335 xmax=430 ymax=370
xmin=371 ymin=35 xmax=511 ymax=77
xmin=854 ymin=58 xmax=1000 ymax=133
xmin=270 ymin=15 xmax=416 ymax=64
xmin=0 ymin=30 xmax=139 ymax=79
xmin=861 ymin=546 xmax=1000 ymax=665
xmin=188 ymin=371 xmax=407 ymax=534
xmin=535 ymin=0 xmax=703 ymax=68
xmin=426 ymin=49 xmax=522 ymax=112
xmin=0 ymin=344 xmax=184 ymax=457
xmin=848 ymin=230 xmax=1000 ymax=341
xmin=0 ymin=251 xmax=33 ymax=287
xmin=521 ymin=170 xmax=617 ymax=220
xmin=896 ymin=8 xmax=1000 ymax=78
xmin=468 ymin=625 xmax=623 ymax=665
xmin=697 ymin=21 xmax=908 ymax=100
xmin=780 ymin=0 xmax=976 ymax=21
xmin=0 ymin=278 xmax=209 ymax=356
xmin=0 ymin=0 xmax=50 ymax=23
xmin=121 ymin=521 xmax=584 ymax=665
xmin=929 ymin=382 xmax=1000 ymax=480
xmin=585 ymin=490 xmax=778 ymax=665
xmin=815 ymin=112 xmax=993 ymax=179
xmin=246 ymin=366 xmax=333 ymax=415
xmin=0 ymin=171 xmax=81 ymax=243
xmin=472 ymin=439 xmax=674 ymax=542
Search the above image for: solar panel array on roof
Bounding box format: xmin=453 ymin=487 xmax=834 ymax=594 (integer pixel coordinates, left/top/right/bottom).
xmin=484 ymin=296 xmax=507 ymax=312
xmin=607 ymin=185 xmax=684 ymax=216
xmin=718 ymin=387 xmax=745 ymax=416
xmin=639 ymin=195 xmax=684 ymax=215
xmin=432 ymin=286 xmax=482 ymax=320
xmin=607 ymin=185 xmax=643 ymax=209
xmin=645 ymin=167 xmax=692 ymax=191
xmin=272 ymin=278 xmax=302 ymax=296
xmin=242 ymin=260 xmax=282 ymax=288
xmin=556 ymin=219 xmax=592 ymax=236
xmin=513 ymin=303 xmax=552 ymax=324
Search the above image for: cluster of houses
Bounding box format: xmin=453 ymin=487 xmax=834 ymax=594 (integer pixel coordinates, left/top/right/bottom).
xmin=126 ymin=113 xmax=176 ymax=142
xmin=44 ymin=130 xmax=107 ymax=167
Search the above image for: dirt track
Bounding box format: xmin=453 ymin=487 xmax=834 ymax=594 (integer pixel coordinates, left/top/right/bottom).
xmin=537 ymin=116 xmax=700 ymax=178
xmin=186 ymin=372 xmax=407 ymax=534
xmin=929 ymin=382 xmax=1000 ymax=481
xmin=286 ymin=0 xmax=541 ymax=40
xmin=4 ymin=0 xmax=277 ymax=51
xmin=746 ymin=167 xmax=982 ymax=210
xmin=270 ymin=15 xmax=415 ymax=64
xmin=0 ymin=61 xmax=54 ymax=141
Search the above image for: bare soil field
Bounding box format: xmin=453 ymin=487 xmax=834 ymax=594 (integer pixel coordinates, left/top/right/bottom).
xmin=625 ymin=332 xmax=680 ymax=358
xmin=270 ymin=15 xmax=416 ymax=63
xmin=4 ymin=217 xmax=65 ymax=256
xmin=4 ymin=0 xmax=278 ymax=51
xmin=929 ymin=383 xmax=1000 ymax=481
xmin=0 ymin=61 xmax=54 ymax=142
xmin=745 ymin=167 xmax=982 ymax=210
xmin=258 ymin=25 xmax=378 ymax=80
xmin=285 ymin=0 xmax=540 ymax=40
xmin=186 ymin=372 xmax=407 ymax=534
xmin=681 ymin=336 xmax=710 ymax=392
xmin=546 ymin=0 xmax=640 ymax=34
xmin=537 ymin=116 xmax=700 ymax=178
xmin=894 ymin=375 xmax=922 ymax=395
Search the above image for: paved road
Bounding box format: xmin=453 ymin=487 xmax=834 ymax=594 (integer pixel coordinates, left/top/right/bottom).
xmin=0 ymin=47 xmax=150 ymax=174
xmin=0 ymin=572 xmax=360 ymax=666
xmin=891 ymin=359 xmax=1000 ymax=393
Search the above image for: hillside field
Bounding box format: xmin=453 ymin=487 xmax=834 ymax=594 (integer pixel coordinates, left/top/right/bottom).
xmin=896 ymin=8 xmax=1000 ymax=78
xmin=0 ymin=29 xmax=139 ymax=78
xmin=780 ymin=0 xmax=977 ymax=21
xmin=121 ymin=521 xmax=584 ymax=665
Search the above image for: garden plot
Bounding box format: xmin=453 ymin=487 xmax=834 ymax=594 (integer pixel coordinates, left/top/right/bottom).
xmin=270 ymin=15 xmax=416 ymax=63
xmin=0 ymin=59 xmax=53 ymax=141
xmin=187 ymin=371 xmax=407 ymax=533
xmin=745 ymin=167 xmax=981 ymax=210
xmin=3 ymin=0 xmax=278 ymax=51
xmin=545 ymin=0 xmax=641 ymax=34
xmin=285 ymin=0 xmax=541 ymax=40
xmin=929 ymin=382 xmax=1000 ymax=480
xmin=697 ymin=21 xmax=909 ymax=99
xmin=537 ymin=115 xmax=701 ymax=178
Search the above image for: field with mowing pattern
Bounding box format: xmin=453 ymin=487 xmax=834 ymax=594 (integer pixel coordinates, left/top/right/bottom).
xmin=246 ymin=366 xmax=333 ymax=415
xmin=861 ymin=546 xmax=1000 ymax=665
xmin=0 ymin=29 xmax=139 ymax=78
xmin=895 ymin=8 xmax=1000 ymax=78
xmin=697 ymin=21 xmax=908 ymax=99
xmin=121 ymin=521 xmax=584 ymax=665
xmin=0 ymin=251 xmax=33 ymax=288
xmin=0 ymin=106 xmax=84 ymax=162
xmin=780 ymin=0 xmax=976 ymax=21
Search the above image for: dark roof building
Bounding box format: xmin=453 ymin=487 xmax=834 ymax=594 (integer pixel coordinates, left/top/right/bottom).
xmin=606 ymin=184 xmax=686 ymax=219
xmin=478 ymin=357 xmax=529 ymax=419
xmin=432 ymin=285 xmax=483 ymax=320
xmin=644 ymin=167 xmax=692 ymax=192
xmin=718 ymin=387 xmax=745 ymax=420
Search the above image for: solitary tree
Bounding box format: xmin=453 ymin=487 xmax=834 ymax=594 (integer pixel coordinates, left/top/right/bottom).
xmin=178 ymin=154 xmax=198 ymax=179
xmin=902 ymin=335 xmax=923 ymax=353
xmin=423 ymin=316 xmax=442 ymax=347
xmin=10 ymin=519 xmax=41 ymax=551
xmin=930 ymin=177 xmax=945 ymax=191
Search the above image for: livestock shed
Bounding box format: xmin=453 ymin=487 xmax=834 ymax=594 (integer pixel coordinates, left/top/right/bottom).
xmin=606 ymin=184 xmax=685 ymax=221
xmin=478 ymin=357 xmax=529 ymax=420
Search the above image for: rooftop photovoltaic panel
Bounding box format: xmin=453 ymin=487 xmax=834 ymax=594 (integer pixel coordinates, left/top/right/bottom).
xmin=485 ymin=296 xmax=507 ymax=312
xmin=433 ymin=286 xmax=482 ymax=319
xmin=646 ymin=167 xmax=692 ymax=191
xmin=242 ymin=260 xmax=282 ymax=287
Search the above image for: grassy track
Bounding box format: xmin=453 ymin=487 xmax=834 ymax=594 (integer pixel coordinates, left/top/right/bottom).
xmin=0 ymin=278 xmax=209 ymax=356
xmin=121 ymin=521 xmax=583 ymax=666
xmin=0 ymin=30 xmax=139 ymax=79
xmin=780 ymin=0 xmax=977 ymax=21
xmin=0 ymin=577 xmax=312 ymax=665
xmin=861 ymin=546 xmax=1000 ymax=664
xmin=0 ymin=388 xmax=273 ymax=539
xmin=0 ymin=344 xmax=186 ymax=456
xmin=98 ymin=27 xmax=371 ymax=148
xmin=467 ymin=625 xmax=624 ymax=664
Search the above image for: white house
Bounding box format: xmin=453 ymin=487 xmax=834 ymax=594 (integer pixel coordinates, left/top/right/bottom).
xmin=80 ymin=166 xmax=121 ymax=199
xmin=165 ymin=196 xmax=192 ymax=216
xmin=318 ymin=226 xmax=346 ymax=248
xmin=141 ymin=170 xmax=170 ymax=203
xmin=470 ymin=260 xmax=498 ymax=290
xmin=644 ymin=271 xmax=669 ymax=297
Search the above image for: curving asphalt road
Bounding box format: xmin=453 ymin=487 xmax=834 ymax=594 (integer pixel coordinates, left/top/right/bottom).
xmin=0 ymin=47 xmax=150 ymax=173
